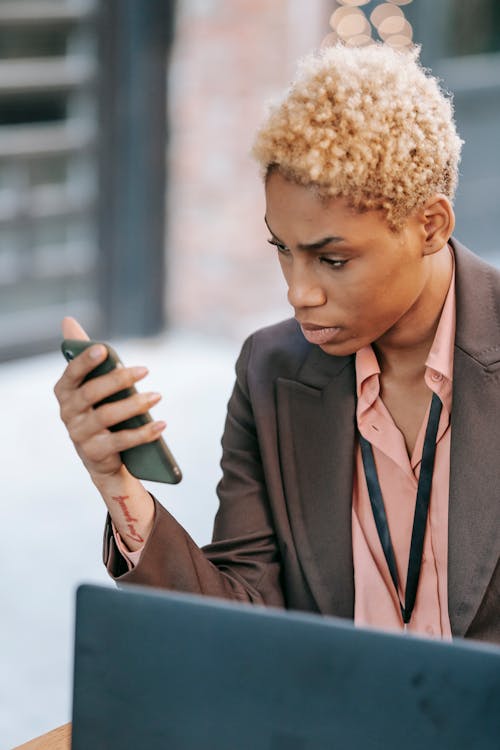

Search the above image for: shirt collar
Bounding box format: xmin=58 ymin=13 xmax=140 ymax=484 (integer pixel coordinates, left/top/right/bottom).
xmin=355 ymin=345 xmax=380 ymax=402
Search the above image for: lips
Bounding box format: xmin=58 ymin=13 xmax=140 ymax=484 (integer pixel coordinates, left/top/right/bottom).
xmin=299 ymin=323 xmax=342 ymax=345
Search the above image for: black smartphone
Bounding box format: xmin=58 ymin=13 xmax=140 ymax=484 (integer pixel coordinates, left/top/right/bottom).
xmin=61 ymin=338 xmax=182 ymax=484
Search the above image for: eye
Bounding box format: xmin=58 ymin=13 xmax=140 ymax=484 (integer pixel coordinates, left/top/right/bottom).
xmin=321 ymin=257 xmax=348 ymax=269
xmin=267 ymin=239 xmax=290 ymax=255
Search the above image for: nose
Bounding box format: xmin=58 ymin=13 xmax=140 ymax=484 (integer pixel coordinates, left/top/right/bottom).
xmin=287 ymin=266 xmax=326 ymax=310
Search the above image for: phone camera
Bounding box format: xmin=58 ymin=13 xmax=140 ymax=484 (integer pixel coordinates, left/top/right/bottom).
xmin=64 ymin=350 xmax=75 ymax=360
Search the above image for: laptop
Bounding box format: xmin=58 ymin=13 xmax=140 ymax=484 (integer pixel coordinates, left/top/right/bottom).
xmin=71 ymin=583 xmax=500 ymax=750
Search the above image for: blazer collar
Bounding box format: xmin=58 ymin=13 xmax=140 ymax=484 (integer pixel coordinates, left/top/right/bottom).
xmin=452 ymin=237 xmax=500 ymax=363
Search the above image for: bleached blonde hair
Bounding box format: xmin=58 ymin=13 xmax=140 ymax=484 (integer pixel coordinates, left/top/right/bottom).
xmin=252 ymin=43 xmax=463 ymax=229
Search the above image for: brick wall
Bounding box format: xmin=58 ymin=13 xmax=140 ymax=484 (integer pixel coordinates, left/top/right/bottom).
xmin=167 ymin=0 xmax=330 ymax=341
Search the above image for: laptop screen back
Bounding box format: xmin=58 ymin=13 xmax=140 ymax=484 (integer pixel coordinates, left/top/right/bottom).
xmin=72 ymin=584 xmax=500 ymax=750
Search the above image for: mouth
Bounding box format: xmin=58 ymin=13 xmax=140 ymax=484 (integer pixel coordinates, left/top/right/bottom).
xmin=299 ymin=322 xmax=342 ymax=345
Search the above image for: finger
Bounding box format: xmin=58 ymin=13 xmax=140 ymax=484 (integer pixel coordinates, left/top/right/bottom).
xmin=80 ymin=420 xmax=167 ymax=463
xmin=111 ymin=420 xmax=167 ymax=452
xmin=62 ymin=316 xmax=91 ymax=341
xmin=55 ymin=343 xmax=109 ymax=399
xmin=63 ymin=365 xmax=149 ymax=418
xmin=68 ymin=391 xmax=162 ymax=442
xmin=98 ymin=391 xmax=162 ymax=428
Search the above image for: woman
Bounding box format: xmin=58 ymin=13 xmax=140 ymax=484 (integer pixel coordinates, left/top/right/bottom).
xmin=54 ymin=44 xmax=500 ymax=643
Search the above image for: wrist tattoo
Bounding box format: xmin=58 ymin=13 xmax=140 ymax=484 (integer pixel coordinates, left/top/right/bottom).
xmin=111 ymin=494 xmax=145 ymax=544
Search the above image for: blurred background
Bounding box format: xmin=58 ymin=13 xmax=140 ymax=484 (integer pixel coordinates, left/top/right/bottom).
xmin=1 ymin=0 xmax=499 ymax=746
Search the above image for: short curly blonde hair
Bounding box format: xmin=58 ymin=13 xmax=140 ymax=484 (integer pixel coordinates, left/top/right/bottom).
xmin=252 ymin=43 xmax=463 ymax=229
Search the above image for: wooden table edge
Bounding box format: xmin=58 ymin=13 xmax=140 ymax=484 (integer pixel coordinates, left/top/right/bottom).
xmin=11 ymin=722 xmax=72 ymax=750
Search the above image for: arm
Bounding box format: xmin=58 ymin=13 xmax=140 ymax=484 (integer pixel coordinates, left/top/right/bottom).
xmin=54 ymin=318 xmax=284 ymax=607
xmin=102 ymin=336 xmax=285 ymax=607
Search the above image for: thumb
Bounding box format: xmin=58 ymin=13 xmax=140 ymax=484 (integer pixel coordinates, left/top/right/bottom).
xmin=61 ymin=316 xmax=91 ymax=341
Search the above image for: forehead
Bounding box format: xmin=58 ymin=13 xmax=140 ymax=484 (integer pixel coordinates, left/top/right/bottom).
xmin=264 ymin=171 xmax=388 ymax=242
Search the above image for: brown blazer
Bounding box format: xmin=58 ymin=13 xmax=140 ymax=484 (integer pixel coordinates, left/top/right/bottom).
xmin=104 ymin=239 xmax=500 ymax=644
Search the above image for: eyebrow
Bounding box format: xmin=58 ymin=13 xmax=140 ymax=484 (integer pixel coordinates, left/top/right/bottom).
xmin=264 ymin=216 xmax=345 ymax=251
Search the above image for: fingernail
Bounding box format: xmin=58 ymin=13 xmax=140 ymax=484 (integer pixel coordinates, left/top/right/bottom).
xmin=90 ymin=345 xmax=106 ymax=359
xmin=148 ymin=392 xmax=162 ymax=402
xmin=154 ymin=421 xmax=167 ymax=431
xmin=132 ymin=366 xmax=149 ymax=377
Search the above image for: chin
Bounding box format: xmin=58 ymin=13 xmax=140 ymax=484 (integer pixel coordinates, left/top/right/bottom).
xmin=318 ymin=339 xmax=362 ymax=357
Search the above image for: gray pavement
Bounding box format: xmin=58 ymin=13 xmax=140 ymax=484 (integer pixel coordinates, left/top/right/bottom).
xmin=0 ymin=331 xmax=240 ymax=748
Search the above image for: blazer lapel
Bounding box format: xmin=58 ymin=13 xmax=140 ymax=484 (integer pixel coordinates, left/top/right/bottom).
xmin=276 ymin=346 xmax=356 ymax=618
xmin=448 ymin=239 xmax=500 ymax=636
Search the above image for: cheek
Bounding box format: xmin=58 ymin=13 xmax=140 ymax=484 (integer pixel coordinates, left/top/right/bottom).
xmin=354 ymin=255 xmax=418 ymax=308
xmin=325 ymin=277 xmax=373 ymax=314
xmin=331 ymin=273 xmax=404 ymax=330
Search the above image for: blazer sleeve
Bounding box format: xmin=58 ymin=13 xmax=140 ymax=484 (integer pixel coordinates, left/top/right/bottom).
xmin=102 ymin=335 xmax=285 ymax=608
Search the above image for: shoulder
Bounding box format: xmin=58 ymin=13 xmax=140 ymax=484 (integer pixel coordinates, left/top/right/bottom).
xmin=453 ymin=237 xmax=500 ymax=290
xmin=452 ymin=238 xmax=500 ymax=364
xmin=237 ymin=318 xmax=312 ymax=383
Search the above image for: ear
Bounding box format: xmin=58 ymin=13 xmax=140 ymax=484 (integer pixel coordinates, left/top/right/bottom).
xmin=420 ymin=195 xmax=455 ymax=256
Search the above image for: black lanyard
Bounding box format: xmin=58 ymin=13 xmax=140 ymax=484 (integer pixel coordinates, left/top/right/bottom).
xmin=358 ymin=392 xmax=442 ymax=626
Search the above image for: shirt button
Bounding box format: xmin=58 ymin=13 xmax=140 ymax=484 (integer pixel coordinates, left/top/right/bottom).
xmin=431 ymin=372 xmax=442 ymax=382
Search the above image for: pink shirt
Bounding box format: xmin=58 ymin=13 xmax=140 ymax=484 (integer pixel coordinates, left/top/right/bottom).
xmin=353 ymin=255 xmax=455 ymax=638
xmin=114 ymin=525 xmax=141 ymax=569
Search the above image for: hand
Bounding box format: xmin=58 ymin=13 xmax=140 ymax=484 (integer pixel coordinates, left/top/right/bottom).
xmin=54 ymin=317 xmax=166 ymax=484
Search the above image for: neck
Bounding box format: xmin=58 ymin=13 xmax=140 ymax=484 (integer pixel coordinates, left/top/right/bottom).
xmin=374 ymin=245 xmax=453 ymax=382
